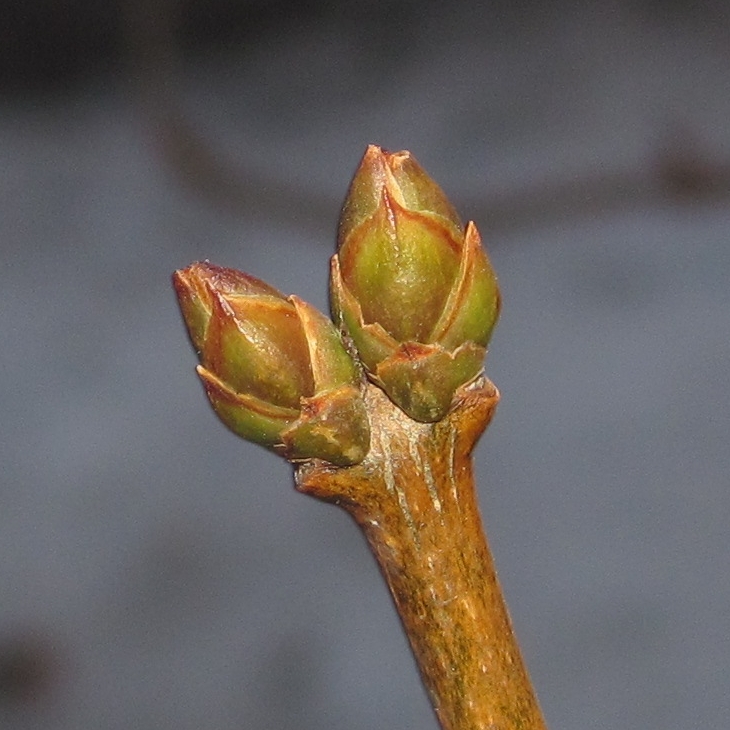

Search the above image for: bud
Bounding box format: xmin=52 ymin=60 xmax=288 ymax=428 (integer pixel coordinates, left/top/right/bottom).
xmin=331 ymin=145 xmax=500 ymax=422
xmin=173 ymin=262 xmax=370 ymax=466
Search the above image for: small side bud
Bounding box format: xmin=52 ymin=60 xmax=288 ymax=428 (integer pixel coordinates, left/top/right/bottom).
xmin=173 ymin=262 xmax=369 ymax=466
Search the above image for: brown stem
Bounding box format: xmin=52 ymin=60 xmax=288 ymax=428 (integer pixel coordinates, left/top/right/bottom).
xmin=296 ymin=377 xmax=547 ymax=730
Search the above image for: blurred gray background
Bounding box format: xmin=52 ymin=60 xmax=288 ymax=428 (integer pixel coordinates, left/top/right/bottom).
xmin=2 ymin=1 xmax=729 ymax=728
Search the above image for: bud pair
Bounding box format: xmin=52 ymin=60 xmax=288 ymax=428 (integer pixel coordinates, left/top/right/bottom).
xmin=173 ymin=145 xmax=500 ymax=461
xmin=331 ymin=145 xmax=500 ymax=422
xmin=172 ymin=263 xmax=369 ymax=466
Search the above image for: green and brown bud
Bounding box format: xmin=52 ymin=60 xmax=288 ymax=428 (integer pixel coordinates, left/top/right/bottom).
xmin=173 ymin=262 xmax=370 ymax=466
xmin=331 ymin=145 xmax=500 ymax=422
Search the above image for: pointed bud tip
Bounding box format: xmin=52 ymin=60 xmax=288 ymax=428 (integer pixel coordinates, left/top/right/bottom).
xmin=175 ymin=261 xmax=285 ymax=299
xmin=338 ymin=144 xmax=463 ymax=255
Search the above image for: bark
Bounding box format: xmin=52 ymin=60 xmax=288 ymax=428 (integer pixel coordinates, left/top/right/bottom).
xmin=296 ymin=377 xmax=547 ymax=730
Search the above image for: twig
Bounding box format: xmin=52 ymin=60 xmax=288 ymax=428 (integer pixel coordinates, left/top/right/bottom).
xmin=298 ymin=379 xmax=547 ymax=730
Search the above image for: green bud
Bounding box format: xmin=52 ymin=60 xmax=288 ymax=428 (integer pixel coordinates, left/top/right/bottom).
xmin=173 ymin=262 xmax=369 ymax=466
xmin=331 ymin=145 xmax=500 ymax=422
